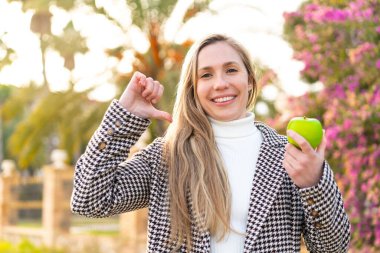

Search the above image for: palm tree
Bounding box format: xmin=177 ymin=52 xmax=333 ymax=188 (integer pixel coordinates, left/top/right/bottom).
xmin=0 ymin=85 xmax=15 ymax=163
xmin=0 ymin=34 xmax=16 ymax=163
xmin=98 ymin=0 xmax=211 ymax=137
xmin=4 ymin=0 xmax=96 ymax=168
xmin=3 ymin=0 xmax=211 ymax=168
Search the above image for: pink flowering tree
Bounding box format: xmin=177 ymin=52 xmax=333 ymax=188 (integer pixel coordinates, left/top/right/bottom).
xmin=282 ymin=0 xmax=380 ymax=251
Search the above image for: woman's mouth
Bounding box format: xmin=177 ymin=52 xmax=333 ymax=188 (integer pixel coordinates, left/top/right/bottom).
xmin=212 ymin=96 xmax=236 ymax=103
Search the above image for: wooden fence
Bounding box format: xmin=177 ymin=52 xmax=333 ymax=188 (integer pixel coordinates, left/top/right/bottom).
xmin=0 ymin=149 xmax=148 ymax=253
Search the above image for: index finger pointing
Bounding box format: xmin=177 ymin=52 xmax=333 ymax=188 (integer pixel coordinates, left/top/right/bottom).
xmin=287 ymin=130 xmax=314 ymax=154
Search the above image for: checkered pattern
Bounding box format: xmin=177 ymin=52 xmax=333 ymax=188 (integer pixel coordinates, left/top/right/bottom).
xmin=71 ymin=99 xmax=350 ymax=252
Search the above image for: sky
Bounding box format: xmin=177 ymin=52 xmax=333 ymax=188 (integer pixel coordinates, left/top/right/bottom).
xmin=0 ymin=0 xmax=310 ymax=107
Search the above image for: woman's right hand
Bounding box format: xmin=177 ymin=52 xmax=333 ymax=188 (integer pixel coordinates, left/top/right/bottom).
xmin=119 ymin=71 xmax=172 ymax=122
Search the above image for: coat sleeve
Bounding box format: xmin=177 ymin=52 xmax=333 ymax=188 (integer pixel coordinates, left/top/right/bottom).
xmin=70 ymin=99 xmax=160 ymax=218
xmin=299 ymin=161 xmax=351 ymax=252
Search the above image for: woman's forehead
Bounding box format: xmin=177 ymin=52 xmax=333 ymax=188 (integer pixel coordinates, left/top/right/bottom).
xmin=197 ymin=42 xmax=244 ymax=69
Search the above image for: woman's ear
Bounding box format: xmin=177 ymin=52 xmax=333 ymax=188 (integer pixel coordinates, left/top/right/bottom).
xmin=248 ymin=82 xmax=253 ymax=91
xmin=248 ymin=76 xmax=255 ymax=91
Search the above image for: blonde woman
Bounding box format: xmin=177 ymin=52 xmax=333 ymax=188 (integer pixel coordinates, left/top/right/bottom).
xmin=71 ymin=34 xmax=350 ymax=252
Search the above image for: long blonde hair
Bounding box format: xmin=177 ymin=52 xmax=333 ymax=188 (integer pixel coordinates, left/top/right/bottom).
xmin=163 ymin=34 xmax=257 ymax=251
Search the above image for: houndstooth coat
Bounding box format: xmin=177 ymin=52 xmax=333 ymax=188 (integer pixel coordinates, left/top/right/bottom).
xmin=71 ymin=100 xmax=350 ymax=252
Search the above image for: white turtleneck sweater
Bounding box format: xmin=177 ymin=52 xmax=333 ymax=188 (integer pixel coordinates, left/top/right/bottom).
xmin=209 ymin=112 xmax=263 ymax=252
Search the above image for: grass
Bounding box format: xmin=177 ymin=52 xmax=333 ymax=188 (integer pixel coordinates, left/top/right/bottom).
xmin=16 ymin=220 xmax=42 ymax=228
xmin=15 ymin=216 xmax=120 ymax=237
xmin=0 ymin=239 xmax=64 ymax=253
xmin=85 ymin=230 xmax=119 ymax=236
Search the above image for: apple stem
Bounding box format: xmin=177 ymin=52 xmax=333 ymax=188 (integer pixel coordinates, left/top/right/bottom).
xmin=303 ymin=116 xmax=306 ymax=120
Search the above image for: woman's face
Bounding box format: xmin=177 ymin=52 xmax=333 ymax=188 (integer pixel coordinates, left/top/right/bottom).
xmin=196 ymin=42 xmax=252 ymax=122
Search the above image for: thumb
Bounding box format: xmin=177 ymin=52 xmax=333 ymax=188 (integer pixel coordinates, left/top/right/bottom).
xmin=151 ymin=108 xmax=173 ymax=123
xmin=316 ymin=130 xmax=326 ymax=157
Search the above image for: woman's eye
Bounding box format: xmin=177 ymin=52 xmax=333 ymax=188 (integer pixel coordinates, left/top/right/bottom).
xmin=200 ymin=73 xmax=212 ymax=78
xmin=227 ymin=68 xmax=237 ymax=73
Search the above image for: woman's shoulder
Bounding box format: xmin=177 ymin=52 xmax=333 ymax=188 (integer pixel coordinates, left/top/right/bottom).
xmin=125 ymin=137 xmax=166 ymax=174
xmin=137 ymin=137 xmax=165 ymax=158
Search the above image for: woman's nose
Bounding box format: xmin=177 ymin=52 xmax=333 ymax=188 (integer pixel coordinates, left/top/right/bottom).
xmin=213 ymin=75 xmax=229 ymax=90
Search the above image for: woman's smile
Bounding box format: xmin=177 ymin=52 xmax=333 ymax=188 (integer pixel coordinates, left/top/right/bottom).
xmin=196 ymin=41 xmax=253 ymax=121
xmin=211 ymin=95 xmax=236 ymax=104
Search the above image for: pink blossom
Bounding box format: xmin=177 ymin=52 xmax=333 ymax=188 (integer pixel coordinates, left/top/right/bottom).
xmin=294 ymin=25 xmax=306 ymax=40
xmin=343 ymin=119 xmax=353 ymax=130
xmin=332 ymin=84 xmax=346 ymax=99
xmin=369 ymin=148 xmax=380 ymax=167
xmin=357 ymin=42 xmax=375 ymax=52
xmin=312 ymin=45 xmax=321 ymax=52
xmin=305 ymin=3 xmax=319 ymax=12
xmin=376 ymin=223 xmax=380 ymax=246
xmin=282 ymin=0 xmax=380 ymax=249
xmin=307 ymin=33 xmax=318 ymax=43
xmin=325 ymin=126 xmax=340 ymax=140
xmin=358 ymin=136 xmax=367 ymax=146
xmin=327 ymin=9 xmax=349 ymax=22
xmin=349 ymin=0 xmax=365 ymax=10
xmin=303 ymin=1 xmax=376 ymax=24
xmin=360 ymin=8 xmax=373 ymax=21
xmin=370 ymin=86 xmax=380 ymax=105
xmin=349 ymin=43 xmax=376 ymax=63
xmin=346 ymin=75 xmax=360 ymax=91
xmin=348 ymin=81 xmax=359 ymax=92
xmin=283 ymin=11 xmax=301 ymax=20
xmin=376 ymin=59 xmax=380 ymax=70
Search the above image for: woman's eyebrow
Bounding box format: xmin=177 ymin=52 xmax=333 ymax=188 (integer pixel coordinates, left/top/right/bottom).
xmin=223 ymin=61 xmax=239 ymax=67
xmin=198 ymin=66 xmax=212 ymax=72
xmin=198 ymin=61 xmax=239 ymax=71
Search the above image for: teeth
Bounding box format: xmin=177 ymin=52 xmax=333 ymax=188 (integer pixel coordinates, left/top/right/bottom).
xmin=213 ymin=96 xmax=234 ymax=103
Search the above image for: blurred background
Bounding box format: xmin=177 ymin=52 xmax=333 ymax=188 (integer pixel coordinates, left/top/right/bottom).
xmin=0 ymin=0 xmax=379 ymax=252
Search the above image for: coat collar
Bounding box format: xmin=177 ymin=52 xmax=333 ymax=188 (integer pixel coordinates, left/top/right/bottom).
xmin=243 ymin=122 xmax=287 ymax=250
xmin=254 ymin=121 xmax=288 ymax=147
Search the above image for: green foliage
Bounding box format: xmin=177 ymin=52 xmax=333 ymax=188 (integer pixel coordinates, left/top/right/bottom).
xmin=1 ymin=84 xmax=42 ymax=122
xmin=13 ymin=0 xmax=75 ymax=12
xmin=48 ymin=21 xmax=88 ymax=71
xmin=1 ymin=85 xmax=42 ymax=161
xmin=5 ymin=87 xmax=108 ymax=168
xmin=17 ymin=0 xmax=51 ymax=12
xmin=0 ymin=85 xmax=14 ymax=104
xmin=0 ymin=33 xmax=15 ymax=71
xmin=2 ymin=0 xmax=96 ymax=168
xmin=55 ymin=0 xmax=76 ymax=11
xmin=126 ymin=0 xmax=178 ymax=29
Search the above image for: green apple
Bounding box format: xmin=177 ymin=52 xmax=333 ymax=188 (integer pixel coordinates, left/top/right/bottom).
xmin=287 ymin=116 xmax=323 ymax=149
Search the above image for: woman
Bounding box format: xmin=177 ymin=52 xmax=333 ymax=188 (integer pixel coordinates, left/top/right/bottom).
xmin=71 ymin=34 xmax=350 ymax=252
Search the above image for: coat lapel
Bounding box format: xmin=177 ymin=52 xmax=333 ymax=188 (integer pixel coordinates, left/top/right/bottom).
xmin=197 ymin=122 xmax=287 ymax=252
xmin=243 ymin=122 xmax=287 ymax=251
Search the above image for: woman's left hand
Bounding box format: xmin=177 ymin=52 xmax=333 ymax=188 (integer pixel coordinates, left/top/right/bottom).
xmin=282 ymin=130 xmax=326 ymax=188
